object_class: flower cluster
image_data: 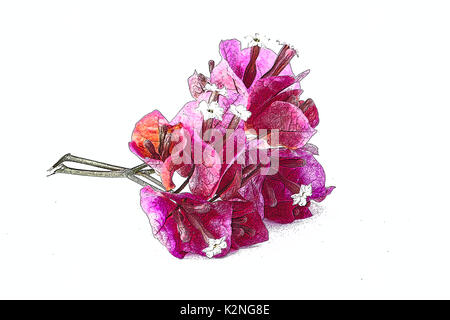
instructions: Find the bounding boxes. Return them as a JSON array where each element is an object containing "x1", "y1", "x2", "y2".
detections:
[{"x1": 130, "y1": 36, "x2": 334, "y2": 259}]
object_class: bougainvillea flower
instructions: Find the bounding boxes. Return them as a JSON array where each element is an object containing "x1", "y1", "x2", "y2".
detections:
[
  {"x1": 178, "y1": 58, "x2": 249, "y2": 137},
  {"x1": 262, "y1": 148, "x2": 334, "y2": 224},
  {"x1": 215, "y1": 38, "x2": 318, "y2": 149},
  {"x1": 140, "y1": 186, "x2": 233, "y2": 259},
  {"x1": 51, "y1": 37, "x2": 334, "y2": 260},
  {"x1": 130, "y1": 110, "x2": 222, "y2": 197},
  {"x1": 169, "y1": 59, "x2": 253, "y2": 199},
  {"x1": 244, "y1": 76, "x2": 316, "y2": 149},
  {"x1": 129, "y1": 110, "x2": 190, "y2": 189},
  {"x1": 230, "y1": 201, "x2": 268, "y2": 250},
  {"x1": 219, "y1": 38, "x2": 299, "y2": 89}
]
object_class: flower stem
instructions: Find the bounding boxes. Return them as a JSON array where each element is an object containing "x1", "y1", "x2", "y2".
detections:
[
  {"x1": 50, "y1": 163, "x2": 163, "y2": 190},
  {"x1": 49, "y1": 153, "x2": 124, "y2": 171},
  {"x1": 240, "y1": 164, "x2": 262, "y2": 187},
  {"x1": 48, "y1": 153, "x2": 164, "y2": 188},
  {"x1": 50, "y1": 165, "x2": 126, "y2": 178}
]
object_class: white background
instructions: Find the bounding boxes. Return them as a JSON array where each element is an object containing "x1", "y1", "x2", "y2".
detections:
[{"x1": 1, "y1": 0, "x2": 449, "y2": 299}]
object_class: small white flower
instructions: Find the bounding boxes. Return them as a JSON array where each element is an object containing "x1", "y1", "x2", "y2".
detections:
[
  {"x1": 202, "y1": 236, "x2": 227, "y2": 258},
  {"x1": 291, "y1": 184, "x2": 313, "y2": 206},
  {"x1": 204, "y1": 83, "x2": 218, "y2": 91},
  {"x1": 245, "y1": 33, "x2": 270, "y2": 48},
  {"x1": 204, "y1": 83, "x2": 228, "y2": 97},
  {"x1": 196, "y1": 101, "x2": 224, "y2": 121},
  {"x1": 230, "y1": 104, "x2": 252, "y2": 121}
]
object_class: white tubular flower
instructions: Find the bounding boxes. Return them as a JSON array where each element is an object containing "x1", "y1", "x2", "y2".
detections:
[
  {"x1": 204, "y1": 83, "x2": 228, "y2": 97},
  {"x1": 245, "y1": 33, "x2": 270, "y2": 48},
  {"x1": 291, "y1": 184, "x2": 313, "y2": 206},
  {"x1": 196, "y1": 101, "x2": 224, "y2": 121},
  {"x1": 202, "y1": 237, "x2": 227, "y2": 258},
  {"x1": 230, "y1": 104, "x2": 252, "y2": 121}
]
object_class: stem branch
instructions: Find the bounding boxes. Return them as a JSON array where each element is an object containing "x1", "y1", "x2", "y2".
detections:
[{"x1": 48, "y1": 153, "x2": 164, "y2": 188}]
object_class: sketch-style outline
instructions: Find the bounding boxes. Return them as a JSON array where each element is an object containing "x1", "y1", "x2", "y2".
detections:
[{"x1": 48, "y1": 35, "x2": 334, "y2": 259}]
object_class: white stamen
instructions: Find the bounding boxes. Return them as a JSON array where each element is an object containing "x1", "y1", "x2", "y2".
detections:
[
  {"x1": 202, "y1": 236, "x2": 227, "y2": 258},
  {"x1": 230, "y1": 104, "x2": 252, "y2": 121},
  {"x1": 291, "y1": 184, "x2": 313, "y2": 206},
  {"x1": 196, "y1": 101, "x2": 224, "y2": 121},
  {"x1": 204, "y1": 83, "x2": 228, "y2": 97}
]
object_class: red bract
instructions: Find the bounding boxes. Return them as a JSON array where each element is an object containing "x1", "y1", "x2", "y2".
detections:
[
  {"x1": 299, "y1": 98, "x2": 320, "y2": 129},
  {"x1": 215, "y1": 163, "x2": 243, "y2": 200},
  {"x1": 245, "y1": 76, "x2": 316, "y2": 149},
  {"x1": 230, "y1": 201, "x2": 269, "y2": 250},
  {"x1": 130, "y1": 110, "x2": 223, "y2": 198},
  {"x1": 129, "y1": 110, "x2": 189, "y2": 190}
]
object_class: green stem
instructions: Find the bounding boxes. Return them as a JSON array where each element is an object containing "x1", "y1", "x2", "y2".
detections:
[
  {"x1": 50, "y1": 164, "x2": 164, "y2": 190},
  {"x1": 48, "y1": 153, "x2": 164, "y2": 188}
]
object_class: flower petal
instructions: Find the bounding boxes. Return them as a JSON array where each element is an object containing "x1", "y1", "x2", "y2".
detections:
[
  {"x1": 140, "y1": 187, "x2": 233, "y2": 258},
  {"x1": 247, "y1": 76, "x2": 296, "y2": 120},
  {"x1": 299, "y1": 98, "x2": 320, "y2": 128},
  {"x1": 250, "y1": 101, "x2": 316, "y2": 149},
  {"x1": 188, "y1": 70, "x2": 208, "y2": 99},
  {"x1": 189, "y1": 136, "x2": 222, "y2": 199},
  {"x1": 219, "y1": 39, "x2": 296, "y2": 86},
  {"x1": 139, "y1": 187, "x2": 186, "y2": 258},
  {"x1": 264, "y1": 201, "x2": 297, "y2": 224},
  {"x1": 263, "y1": 149, "x2": 334, "y2": 223},
  {"x1": 130, "y1": 110, "x2": 168, "y2": 159},
  {"x1": 210, "y1": 59, "x2": 248, "y2": 107},
  {"x1": 216, "y1": 164, "x2": 243, "y2": 200},
  {"x1": 230, "y1": 201, "x2": 268, "y2": 249}
]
